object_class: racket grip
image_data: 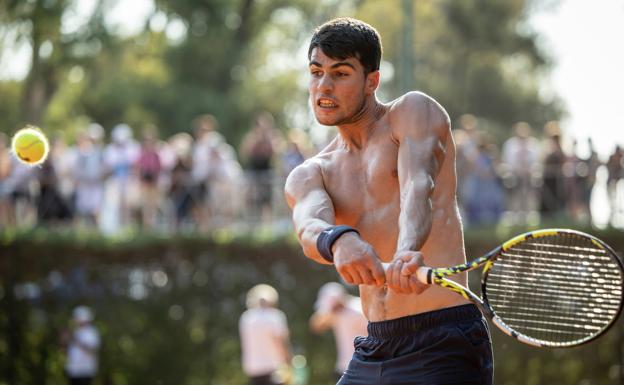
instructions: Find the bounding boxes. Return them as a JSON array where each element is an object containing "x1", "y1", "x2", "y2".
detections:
[
  {"x1": 381, "y1": 263, "x2": 433, "y2": 284},
  {"x1": 416, "y1": 267, "x2": 433, "y2": 284}
]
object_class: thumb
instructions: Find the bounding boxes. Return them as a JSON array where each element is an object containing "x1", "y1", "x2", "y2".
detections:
[{"x1": 371, "y1": 260, "x2": 387, "y2": 286}]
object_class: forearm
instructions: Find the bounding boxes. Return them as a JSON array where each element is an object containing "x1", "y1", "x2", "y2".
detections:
[
  {"x1": 396, "y1": 178, "x2": 434, "y2": 252},
  {"x1": 296, "y1": 217, "x2": 335, "y2": 264}
]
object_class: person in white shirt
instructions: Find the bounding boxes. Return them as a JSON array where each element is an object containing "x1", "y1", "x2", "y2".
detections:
[
  {"x1": 310, "y1": 282, "x2": 368, "y2": 381},
  {"x1": 63, "y1": 306, "x2": 100, "y2": 385},
  {"x1": 501, "y1": 122, "x2": 541, "y2": 224},
  {"x1": 239, "y1": 284, "x2": 291, "y2": 385}
]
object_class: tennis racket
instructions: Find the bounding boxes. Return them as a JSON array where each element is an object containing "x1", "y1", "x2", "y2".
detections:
[{"x1": 393, "y1": 229, "x2": 624, "y2": 348}]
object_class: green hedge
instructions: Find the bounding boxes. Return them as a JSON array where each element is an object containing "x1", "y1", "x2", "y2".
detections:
[{"x1": 1, "y1": 227, "x2": 623, "y2": 385}]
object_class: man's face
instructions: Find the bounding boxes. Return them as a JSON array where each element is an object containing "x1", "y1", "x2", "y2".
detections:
[{"x1": 309, "y1": 48, "x2": 375, "y2": 126}]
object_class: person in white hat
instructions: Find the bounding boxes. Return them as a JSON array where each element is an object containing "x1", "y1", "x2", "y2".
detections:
[
  {"x1": 309, "y1": 282, "x2": 368, "y2": 381},
  {"x1": 239, "y1": 284, "x2": 291, "y2": 385},
  {"x1": 63, "y1": 306, "x2": 100, "y2": 385}
]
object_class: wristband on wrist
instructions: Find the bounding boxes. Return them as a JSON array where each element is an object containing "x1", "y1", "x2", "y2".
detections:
[{"x1": 316, "y1": 225, "x2": 360, "y2": 263}]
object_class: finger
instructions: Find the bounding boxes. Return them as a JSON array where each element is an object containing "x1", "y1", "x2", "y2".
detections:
[
  {"x1": 384, "y1": 262, "x2": 396, "y2": 290},
  {"x1": 348, "y1": 267, "x2": 365, "y2": 285},
  {"x1": 370, "y1": 260, "x2": 386, "y2": 286},
  {"x1": 401, "y1": 254, "x2": 423, "y2": 276},
  {"x1": 356, "y1": 265, "x2": 376, "y2": 285},
  {"x1": 389, "y1": 261, "x2": 405, "y2": 293},
  {"x1": 400, "y1": 271, "x2": 410, "y2": 292},
  {"x1": 338, "y1": 267, "x2": 356, "y2": 285}
]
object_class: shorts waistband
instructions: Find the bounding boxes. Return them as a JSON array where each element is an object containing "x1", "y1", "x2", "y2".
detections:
[{"x1": 368, "y1": 304, "x2": 482, "y2": 339}]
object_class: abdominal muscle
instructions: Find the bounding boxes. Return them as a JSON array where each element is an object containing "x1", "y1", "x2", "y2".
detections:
[
  {"x1": 357, "y1": 207, "x2": 471, "y2": 322},
  {"x1": 360, "y1": 279, "x2": 470, "y2": 322}
]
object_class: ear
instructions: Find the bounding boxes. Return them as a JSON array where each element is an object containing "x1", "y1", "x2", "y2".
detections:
[{"x1": 365, "y1": 70, "x2": 380, "y2": 95}]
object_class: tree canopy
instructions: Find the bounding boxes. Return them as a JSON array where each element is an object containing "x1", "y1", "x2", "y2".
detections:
[{"x1": 0, "y1": 0, "x2": 563, "y2": 147}]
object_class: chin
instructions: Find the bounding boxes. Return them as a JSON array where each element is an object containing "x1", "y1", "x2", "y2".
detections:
[
  {"x1": 314, "y1": 111, "x2": 341, "y2": 126},
  {"x1": 315, "y1": 116, "x2": 340, "y2": 126}
]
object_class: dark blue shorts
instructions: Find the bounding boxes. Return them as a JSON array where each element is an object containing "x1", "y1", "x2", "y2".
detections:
[{"x1": 337, "y1": 304, "x2": 493, "y2": 385}]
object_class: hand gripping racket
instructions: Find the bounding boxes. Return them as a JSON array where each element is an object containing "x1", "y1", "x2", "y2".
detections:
[{"x1": 407, "y1": 229, "x2": 623, "y2": 347}]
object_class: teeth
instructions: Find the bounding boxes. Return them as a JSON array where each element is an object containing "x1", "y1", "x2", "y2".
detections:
[{"x1": 319, "y1": 99, "x2": 336, "y2": 107}]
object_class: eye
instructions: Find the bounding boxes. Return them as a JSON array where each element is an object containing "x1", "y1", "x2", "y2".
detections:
[
  {"x1": 336, "y1": 72, "x2": 349, "y2": 77},
  {"x1": 310, "y1": 70, "x2": 322, "y2": 77}
]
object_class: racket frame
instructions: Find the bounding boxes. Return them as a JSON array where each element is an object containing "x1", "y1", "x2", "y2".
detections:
[{"x1": 420, "y1": 228, "x2": 624, "y2": 348}]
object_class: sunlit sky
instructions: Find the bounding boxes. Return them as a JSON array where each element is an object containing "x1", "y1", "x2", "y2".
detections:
[
  {"x1": 530, "y1": 0, "x2": 624, "y2": 160},
  {"x1": 1, "y1": 0, "x2": 623, "y2": 161}
]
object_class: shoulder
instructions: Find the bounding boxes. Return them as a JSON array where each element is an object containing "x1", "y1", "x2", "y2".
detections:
[
  {"x1": 266, "y1": 308, "x2": 288, "y2": 326},
  {"x1": 388, "y1": 91, "x2": 451, "y2": 141},
  {"x1": 285, "y1": 157, "x2": 321, "y2": 188},
  {"x1": 284, "y1": 150, "x2": 332, "y2": 205}
]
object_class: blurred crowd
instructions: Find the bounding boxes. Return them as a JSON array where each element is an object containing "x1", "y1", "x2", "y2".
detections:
[
  {"x1": 0, "y1": 113, "x2": 307, "y2": 234},
  {"x1": 454, "y1": 115, "x2": 624, "y2": 228},
  {"x1": 0, "y1": 113, "x2": 623, "y2": 233}
]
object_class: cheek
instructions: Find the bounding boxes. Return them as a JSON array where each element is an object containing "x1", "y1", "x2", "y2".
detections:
[{"x1": 343, "y1": 85, "x2": 365, "y2": 107}]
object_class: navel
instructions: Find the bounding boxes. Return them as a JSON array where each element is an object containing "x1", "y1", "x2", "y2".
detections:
[{"x1": 391, "y1": 169, "x2": 398, "y2": 178}]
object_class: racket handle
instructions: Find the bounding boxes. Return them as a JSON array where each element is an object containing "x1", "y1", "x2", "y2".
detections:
[
  {"x1": 381, "y1": 263, "x2": 433, "y2": 284},
  {"x1": 416, "y1": 267, "x2": 433, "y2": 284}
]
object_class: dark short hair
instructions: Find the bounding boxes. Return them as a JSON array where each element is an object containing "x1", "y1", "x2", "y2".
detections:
[{"x1": 308, "y1": 17, "x2": 382, "y2": 75}]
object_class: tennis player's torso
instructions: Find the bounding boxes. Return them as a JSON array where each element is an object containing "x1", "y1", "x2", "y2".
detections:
[{"x1": 314, "y1": 105, "x2": 469, "y2": 321}]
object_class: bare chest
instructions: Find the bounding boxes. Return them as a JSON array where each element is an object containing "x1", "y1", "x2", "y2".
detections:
[{"x1": 322, "y1": 140, "x2": 400, "y2": 225}]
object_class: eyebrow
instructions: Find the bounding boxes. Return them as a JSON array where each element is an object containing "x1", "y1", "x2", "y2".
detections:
[{"x1": 309, "y1": 60, "x2": 356, "y2": 70}]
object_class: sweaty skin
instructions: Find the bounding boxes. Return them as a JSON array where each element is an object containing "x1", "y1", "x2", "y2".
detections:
[{"x1": 285, "y1": 48, "x2": 469, "y2": 322}]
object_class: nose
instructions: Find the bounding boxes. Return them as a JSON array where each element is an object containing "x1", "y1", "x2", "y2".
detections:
[{"x1": 317, "y1": 73, "x2": 334, "y2": 93}]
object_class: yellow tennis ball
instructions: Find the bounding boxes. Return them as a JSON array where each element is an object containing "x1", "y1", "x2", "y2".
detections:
[{"x1": 11, "y1": 126, "x2": 50, "y2": 166}]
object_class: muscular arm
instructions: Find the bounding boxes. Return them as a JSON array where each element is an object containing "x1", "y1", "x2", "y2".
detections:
[
  {"x1": 395, "y1": 94, "x2": 450, "y2": 252},
  {"x1": 284, "y1": 161, "x2": 336, "y2": 264},
  {"x1": 385, "y1": 92, "x2": 450, "y2": 293},
  {"x1": 285, "y1": 159, "x2": 385, "y2": 285}
]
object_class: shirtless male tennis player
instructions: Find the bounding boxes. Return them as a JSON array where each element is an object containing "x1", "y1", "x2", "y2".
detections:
[{"x1": 285, "y1": 18, "x2": 493, "y2": 384}]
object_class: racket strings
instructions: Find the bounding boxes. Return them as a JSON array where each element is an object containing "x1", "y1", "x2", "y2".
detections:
[{"x1": 484, "y1": 233, "x2": 623, "y2": 345}]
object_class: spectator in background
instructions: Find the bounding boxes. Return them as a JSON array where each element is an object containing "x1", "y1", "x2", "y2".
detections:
[
  {"x1": 241, "y1": 112, "x2": 279, "y2": 225},
  {"x1": 101, "y1": 124, "x2": 140, "y2": 234},
  {"x1": 0, "y1": 132, "x2": 12, "y2": 227},
  {"x1": 210, "y1": 139, "x2": 244, "y2": 227},
  {"x1": 309, "y1": 282, "x2": 367, "y2": 382},
  {"x1": 61, "y1": 306, "x2": 100, "y2": 385},
  {"x1": 190, "y1": 114, "x2": 222, "y2": 231},
  {"x1": 167, "y1": 133, "x2": 194, "y2": 230},
  {"x1": 607, "y1": 145, "x2": 623, "y2": 225},
  {"x1": 540, "y1": 121, "x2": 566, "y2": 221},
  {"x1": 563, "y1": 140, "x2": 583, "y2": 222},
  {"x1": 49, "y1": 132, "x2": 77, "y2": 215},
  {"x1": 501, "y1": 122, "x2": 541, "y2": 225},
  {"x1": 136, "y1": 127, "x2": 162, "y2": 230},
  {"x1": 463, "y1": 135, "x2": 505, "y2": 225},
  {"x1": 452, "y1": 114, "x2": 480, "y2": 217},
  {"x1": 565, "y1": 139, "x2": 599, "y2": 224},
  {"x1": 281, "y1": 139, "x2": 305, "y2": 177},
  {"x1": 239, "y1": 284, "x2": 291, "y2": 385},
  {"x1": 2, "y1": 153, "x2": 36, "y2": 227},
  {"x1": 73, "y1": 127, "x2": 105, "y2": 227},
  {"x1": 36, "y1": 136, "x2": 72, "y2": 225},
  {"x1": 582, "y1": 138, "x2": 600, "y2": 224}
]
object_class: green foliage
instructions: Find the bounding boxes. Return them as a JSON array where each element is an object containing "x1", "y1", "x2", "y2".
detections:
[
  {"x1": 0, "y1": 81, "x2": 22, "y2": 133},
  {"x1": 1, "y1": 228, "x2": 624, "y2": 384},
  {"x1": 0, "y1": 0, "x2": 562, "y2": 147}
]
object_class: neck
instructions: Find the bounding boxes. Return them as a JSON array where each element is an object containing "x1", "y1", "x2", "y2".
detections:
[{"x1": 336, "y1": 96, "x2": 387, "y2": 151}]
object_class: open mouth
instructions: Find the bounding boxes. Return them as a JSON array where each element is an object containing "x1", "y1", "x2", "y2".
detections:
[{"x1": 317, "y1": 98, "x2": 338, "y2": 108}]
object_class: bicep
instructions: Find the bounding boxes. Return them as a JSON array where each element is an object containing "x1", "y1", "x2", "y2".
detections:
[
  {"x1": 284, "y1": 162, "x2": 338, "y2": 262},
  {"x1": 285, "y1": 163, "x2": 335, "y2": 228},
  {"x1": 397, "y1": 128, "x2": 448, "y2": 198},
  {"x1": 396, "y1": 95, "x2": 450, "y2": 188}
]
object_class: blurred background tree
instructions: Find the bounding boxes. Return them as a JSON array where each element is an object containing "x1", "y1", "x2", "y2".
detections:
[{"x1": 0, "y1": 0, "x2": 562, "y2": 148}]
